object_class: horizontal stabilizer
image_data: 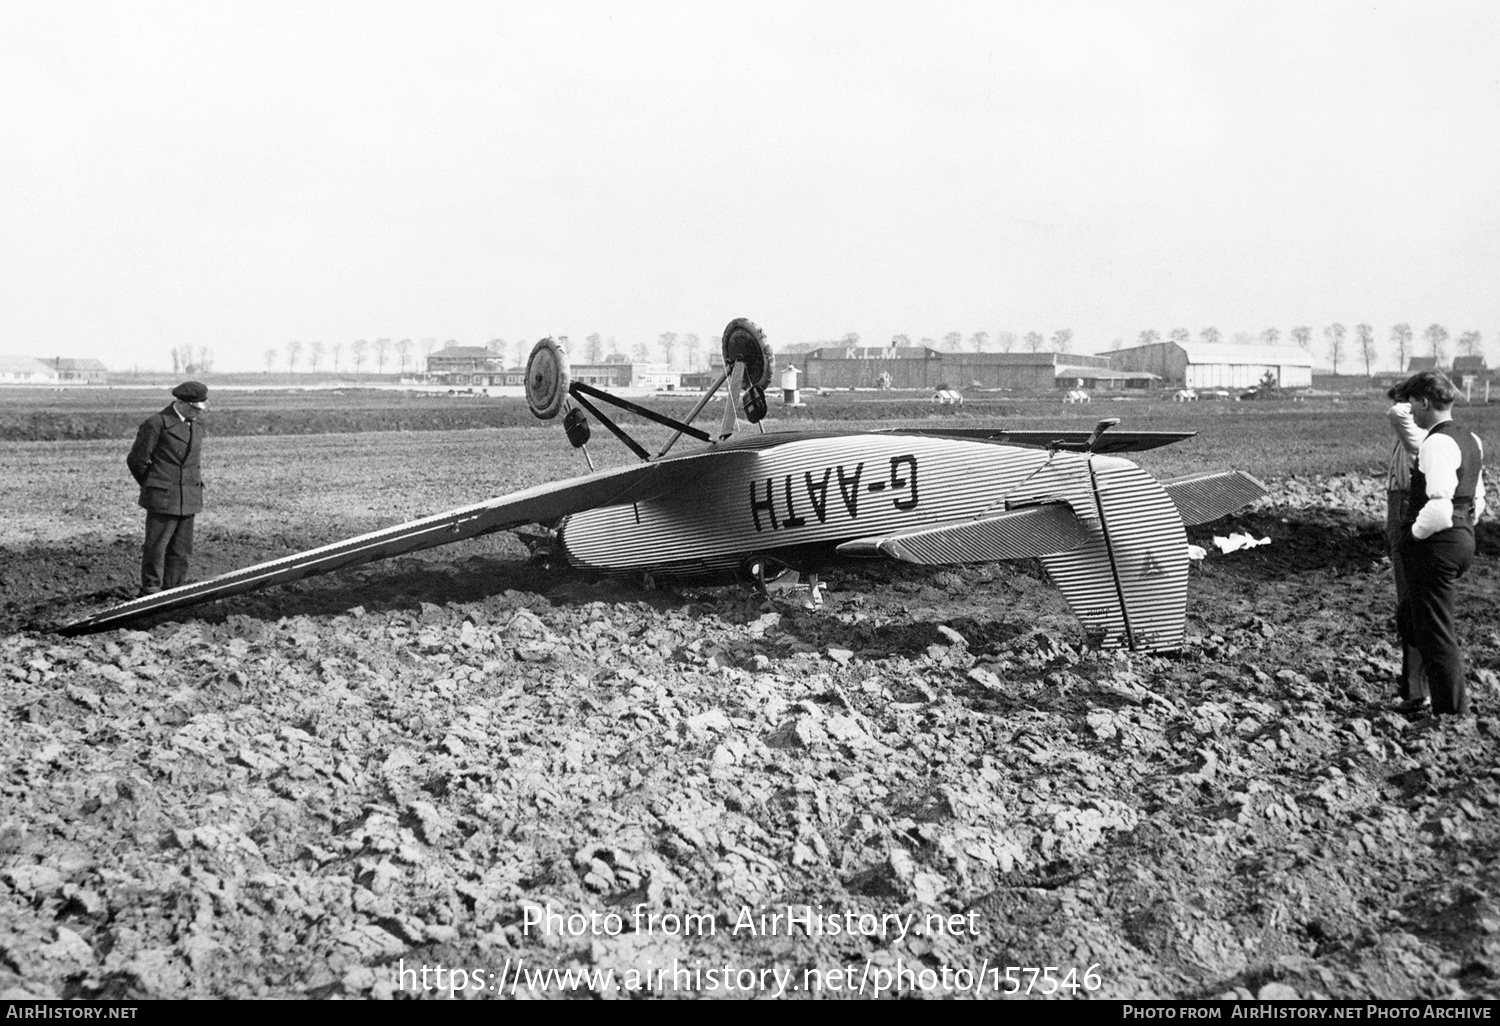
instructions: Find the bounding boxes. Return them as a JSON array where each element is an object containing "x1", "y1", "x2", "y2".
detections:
[
  {"x1": 59, "y1": 449, "x2": 755, "y2": 636},
  {"x1": 1162, "y1": 470, "x2": 1269, "y2": 526},
  {"x1": 834, "y1": 503, "x2": 1089, "y2": 564}
]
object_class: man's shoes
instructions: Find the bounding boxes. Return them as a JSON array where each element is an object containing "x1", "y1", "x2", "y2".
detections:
[
  {"x1": 1409, "y1": 715, "x2": 1443, "y2": 732},
  {"x1": 1390, "y1": 696, "x2": 1429, "y2": 715}
]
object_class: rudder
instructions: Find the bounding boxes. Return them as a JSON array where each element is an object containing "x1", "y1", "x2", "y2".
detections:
[{"x1": 1039, "y1": 457, "x2": 1187, "y2": 653}]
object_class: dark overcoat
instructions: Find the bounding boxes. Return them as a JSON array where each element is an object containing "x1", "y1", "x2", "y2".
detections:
[{"x1": 126, "y1": 406, "x2": 206, "y2": 515}]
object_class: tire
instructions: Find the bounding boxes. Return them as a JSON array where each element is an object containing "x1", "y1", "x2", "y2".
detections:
[
  {"x1": 721, "y1": 318, "x2": 773, "y2": 391},
  {"x1": 524, "y1": 338, "x2": 571, "y2": 420}
]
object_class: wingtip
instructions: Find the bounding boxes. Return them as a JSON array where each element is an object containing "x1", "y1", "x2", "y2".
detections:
[{"x1": 55, "y1": 587, "x2": 198, "y2": 636}]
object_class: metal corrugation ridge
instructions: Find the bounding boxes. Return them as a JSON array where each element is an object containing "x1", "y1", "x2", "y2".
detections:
[
  {"x1": 840, "y1": 504, "x2": 1089, "y2": 564},
  {"x1": 560, "y1": 435, "x2": 1064, "y2": 573},
  {"x1": 1040, "y1": 461, "x2": 1187, "y2": 652},
  {"x1": 1162, "y1": 470, "x2": 1269, "y2": 526}
]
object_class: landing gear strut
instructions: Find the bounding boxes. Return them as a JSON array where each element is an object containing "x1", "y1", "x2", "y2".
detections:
[{"x1": 744, "y1": 558, "x2": 825, "y2": 610}]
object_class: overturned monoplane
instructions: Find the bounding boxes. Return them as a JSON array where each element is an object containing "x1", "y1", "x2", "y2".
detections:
[{"x1": 61, "y1": 319, "x2": 1266, "y2": 650}]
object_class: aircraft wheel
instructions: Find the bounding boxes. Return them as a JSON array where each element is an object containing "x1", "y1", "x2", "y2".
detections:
[
  {"x1": 740, "y1": 554, "x2": 796, "y2": 586},
  {"x1": 525, "y1": 338, "x2": 571, "y2": 420},
  {"x1": 721, "y1": 318, "x2": 773, "y2": 391}
]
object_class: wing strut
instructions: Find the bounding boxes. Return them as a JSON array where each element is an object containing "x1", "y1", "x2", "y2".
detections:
[
  {"x1": 655, "y1": 367, "x2": 730, "y2": 458},
  {"x1": 570, "y1": 381, "x2": 714, "y2": 443},
  {"x1": 568, "y1": 389, "x2": 655, "y2": 460},
  {"x1": 525, "y1": 319, "x2": 773, "y2": 464}
]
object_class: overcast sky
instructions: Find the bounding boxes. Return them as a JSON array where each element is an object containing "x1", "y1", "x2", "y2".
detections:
[{"x1": 2, "y1": 1, "x2": 1497, "y2": 372}]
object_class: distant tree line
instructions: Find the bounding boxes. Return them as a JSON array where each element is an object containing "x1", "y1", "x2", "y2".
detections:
[
  {"x1": 261, "y1": 337, "x2": 423, "y2": 376},
  {"x1": 222, "y1": 320, "x2": 1489, "y2": 378},
  {"x1": 170, "y1": 345, "x2": 215, "y2": 375},
  {"x1": 243, "y1": 332, "x2": 712, "y2": 375}
]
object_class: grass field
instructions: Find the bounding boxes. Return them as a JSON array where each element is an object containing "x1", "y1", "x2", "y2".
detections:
[
  {"x1": 3, "y1": 385, "x2": 1495, "y2": 482},
  {"x1": 3, "y1": 388, "x2": 1499, "y2": 1000}
]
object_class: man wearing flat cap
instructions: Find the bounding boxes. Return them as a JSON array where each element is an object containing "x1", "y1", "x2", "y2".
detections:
[{"x1": 127, "y1": 381, "x2": 209, "y2": 595}]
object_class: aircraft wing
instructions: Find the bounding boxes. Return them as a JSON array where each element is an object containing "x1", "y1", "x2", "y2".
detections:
[
  {"x1": 879, "y1": 428, "x2": 1196, "y2": 453},
  {"x1": 834, "y1": 503, "x2": 1090, "y2": 564},
  {"x1": 59, "y1": 449, "x2": 756, "y2": 636}
]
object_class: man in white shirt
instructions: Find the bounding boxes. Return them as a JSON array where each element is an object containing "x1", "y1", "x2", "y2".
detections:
[{"x1": 1396, "y1": 371, "x2": 1487, "y2": 722}]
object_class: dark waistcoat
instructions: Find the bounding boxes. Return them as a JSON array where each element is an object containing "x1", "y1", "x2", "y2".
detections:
[{"x1": 1404, "y1": 420, "x2": 1480, "y2": 531}]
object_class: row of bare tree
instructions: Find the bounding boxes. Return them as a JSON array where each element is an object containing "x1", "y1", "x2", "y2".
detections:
[
  {"x1": 246, "y1": 334, "x2": 690, "y2": 375},
  {"x1": 1255, "y1": 323, "x2": 1476, "y2": 376},
  {"x1": 1314, "y1": 323, "x2": 1483, "y2": 376},
  {"x1": 260, "y1": 338, "x2": 444, "y2": 376},
  {"x1": 241, "y1": 322, "x2": 1486, "y2": 377},
  {"x1": 169, "y1": 345, "x2": 214, "y2": 375}
]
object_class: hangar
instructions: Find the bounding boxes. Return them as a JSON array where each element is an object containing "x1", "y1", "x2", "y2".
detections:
[
  {"x1": 940, "y1": 351, "x2": 1116, "y2": 390},
  {"x1": 1107, "y1": 341, "x2": 1313, "y2": 391},
  {"x1": 50, "y1": 358, "x2": 110, "y2": 384},
  {"x1": 1053, "y1": 364, "x2": 1157, "y2": 390},
  {"x1": 800, "y1": 346, "x2": 945, "y2": 389},
  {"x1": 0, "y1": 355, "x2": 60, "y2": 384},
  {"x1": 800, "y1": 347, "x2": 1126, "y2": 391}
]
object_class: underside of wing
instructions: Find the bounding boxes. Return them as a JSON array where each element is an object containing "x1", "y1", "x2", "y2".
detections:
[
  {"x1": 834, "y1": 503, "x2": 1090, "y2": 564},
  {"x1": 878, "y1": 428, "x2": 1196, "y2": 453},
  {"x1": 1161, "y1": 469, "x2": 1269, "y2": 526},
  {"x1": 59, "y1": 449, "x2": 756, "y2": 636}
]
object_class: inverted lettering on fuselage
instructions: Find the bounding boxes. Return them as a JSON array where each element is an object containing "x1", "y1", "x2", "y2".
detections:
[{"x1": 751, "y1": 455, "x2": 918, "y2": 531}]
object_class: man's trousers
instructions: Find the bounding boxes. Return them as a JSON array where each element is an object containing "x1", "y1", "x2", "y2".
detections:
[
  {"x1": 141, "y1": 512, "x2": 194, "y2": 595},
  {"x1": 1398, "y1": 526, "x2": 1475, "y2": 716},
  {"x1": 1387, "y1": 491, "x2": 1427, "y2": 702}
]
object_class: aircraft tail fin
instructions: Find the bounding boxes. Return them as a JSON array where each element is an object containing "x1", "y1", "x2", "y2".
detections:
[
  {"x1": 1038, "y1": 458, "x2": 1188, "y2": 653},
  {"x1": 838, "y1": 455, "x2": 1190, "y2": 652}
]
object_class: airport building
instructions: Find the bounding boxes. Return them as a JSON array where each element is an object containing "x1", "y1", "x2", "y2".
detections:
[
  {"x1": 626, "y1": 364, "x2": 684, "y2": 391},
  {"x1": 799, "y1": 347, "x2": 1137, "y2": 391},
  {"x1": 427, "y1": 345, "x2": 505, "y2": 385},
  {"x1": 559, "y1": 362, "x2": 633, "y2": 389},
  {"x1": 801, "y1": 346, "x2": 946, "y2": 389},
  {"x1": 1106, "y1": 341, "x2": 1313, "y2": 390},
  {"x1": 1404, "y1": 354, "x2": 1493, "y2": 386},
  {"x1": 50, "y1": 357, "x2": 109, "y2": 383},
  {"x1": 0, "y1": 356, "x2": 110, "y2": 385},
  {"x1": 941, "y1": 351, "x2": 1122, "y2": 390},
  {"x1": 0, "y1": 356, "x2": 61, "y2": 384},
  {"x1": 427, "y1": 345, "x2": 670, "y2": 391},
  {"x1": 1452, "y1": 355, "x2": 1489, "y2": 387}
]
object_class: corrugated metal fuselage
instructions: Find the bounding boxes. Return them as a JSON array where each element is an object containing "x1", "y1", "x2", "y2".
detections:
[{"x1": 558, "y1": 434, "x2": 1099, "y2": 582}]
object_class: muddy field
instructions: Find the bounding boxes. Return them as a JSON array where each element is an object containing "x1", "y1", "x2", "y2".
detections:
[{"x1": 2, "y1": 401, "x2": 1499, "y2": 1000}]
